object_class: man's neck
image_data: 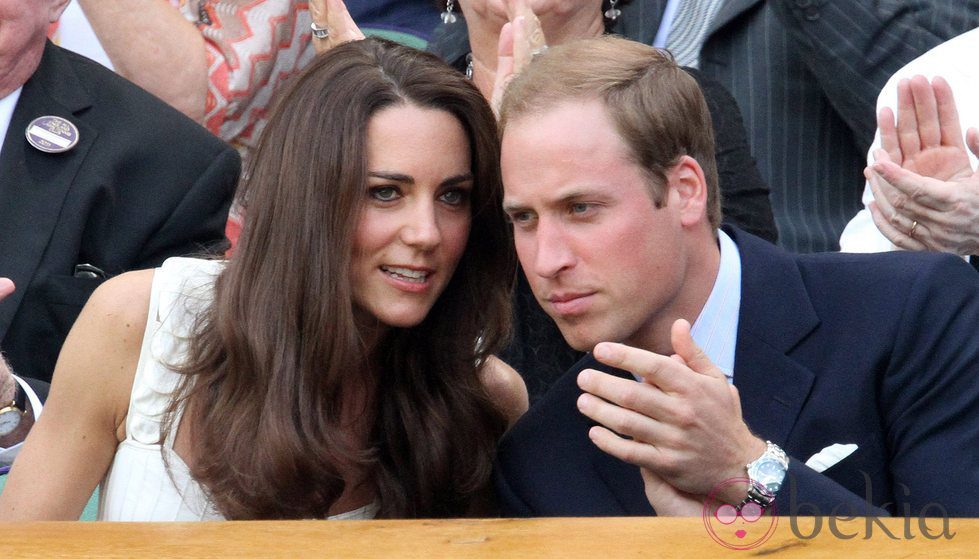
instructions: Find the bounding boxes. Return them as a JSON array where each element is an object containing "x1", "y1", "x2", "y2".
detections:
[
  {"x1": 0, "y1": 45, "x2": 44, "y2": 100},
  {"x1": 627, "y1": 229, "x2": 722, "y2": 356}
]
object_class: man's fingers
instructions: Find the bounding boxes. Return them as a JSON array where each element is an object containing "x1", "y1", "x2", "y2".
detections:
[
  {"x1": 0, "y1": 278, "x2": 14, "y2": 302},
  {"x1": 669, "y1": 319, "x2": 725, "y2": 380},
  {"x1": 587, "y1": 425, "x2": 664, "y2": 469},
  {"x1": 577, "y1": 391, "x2": 669, "y2": 444},
  {"x1": 577, "y1": 368, "x2": 672, "y2": 417},
  {"x1": 592, "y1": 342, "x2": 684, "y2": 392}
]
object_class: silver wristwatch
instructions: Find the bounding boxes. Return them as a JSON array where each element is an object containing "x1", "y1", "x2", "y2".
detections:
[{"x1": 743, "y1": 440, "x2": 788, "y2": 507}]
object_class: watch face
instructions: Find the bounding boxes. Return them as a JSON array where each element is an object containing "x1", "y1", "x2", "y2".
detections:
[
  {"x1": 751, "y1": 458, "x2": 786, "y2": 490},
  {"x1": 0, "y1": 409, "x2": 21, "y2": 436}
]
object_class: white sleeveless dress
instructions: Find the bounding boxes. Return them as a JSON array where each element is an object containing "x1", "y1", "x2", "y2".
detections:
[{"x1": 98, "y1": 257, "x2": 377, "y2": 521}]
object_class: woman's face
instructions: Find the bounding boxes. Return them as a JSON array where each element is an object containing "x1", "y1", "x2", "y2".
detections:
[{"x1": 350, "y1": 103, "x2": 473, "y2": 329}]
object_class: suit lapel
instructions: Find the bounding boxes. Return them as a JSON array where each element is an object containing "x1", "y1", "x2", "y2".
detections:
[
  {"x1": 0, "y1": 42, "x2": 96, "y2": 340},
  {"x1": 728, "y1": 228, "x2": 818, "y2": 447},
  {"x1": 708, "y1": 0, "x2": 765, "y2": 36}
]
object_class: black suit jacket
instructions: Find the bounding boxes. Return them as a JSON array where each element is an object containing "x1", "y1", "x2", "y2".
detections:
[
  {"x1": 0, "y1": 43, "x2": 239, "y2": 382},
  {"x1": 496, "y1": 227, "x2": 979, "y2": 517}
]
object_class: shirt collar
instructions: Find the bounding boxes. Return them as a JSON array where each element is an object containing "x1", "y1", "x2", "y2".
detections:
[
  {"x1": 0, "y1": 87, "x2": 23, "y2": 162},
  {"x1": 690, "y1": 229, "x2": 742, "y2": 381}
]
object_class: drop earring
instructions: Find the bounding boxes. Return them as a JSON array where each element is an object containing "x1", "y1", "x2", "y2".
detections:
[
  {"x1": 604, "y1": 0, "x2": 621, "y2": 22},
  {"x1": 442, "y1": 0, "x2": 458, "y2": 24}
]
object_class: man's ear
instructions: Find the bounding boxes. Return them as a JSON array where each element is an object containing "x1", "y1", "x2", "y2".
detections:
[
  {"x1": 48, "y1": 0, "x2": 71, "y2": 23},
  {"x1": 666, "y1": 155, "x2": 708, "y2": 228}
]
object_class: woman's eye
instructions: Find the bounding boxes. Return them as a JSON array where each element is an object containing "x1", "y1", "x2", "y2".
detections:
[
  {"x1": 439, "y1": 189, "x2": 469, "y2": 206},
  {"x1": 370, "y1": 186, "x2": 399, "y2": 201}
]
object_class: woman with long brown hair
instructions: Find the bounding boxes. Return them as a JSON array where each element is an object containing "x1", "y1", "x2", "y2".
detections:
[{"x1": 0, "y1": 37, "x2": 525, "y2": 520}]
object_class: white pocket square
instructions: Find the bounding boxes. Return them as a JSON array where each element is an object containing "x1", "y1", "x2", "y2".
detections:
[{"x1": 804, "y1": 443, "x2": 858, "y2": 473}]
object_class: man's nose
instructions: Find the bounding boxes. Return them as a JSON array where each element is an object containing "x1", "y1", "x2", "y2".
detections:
[{"x1": 531, "y1": 219, "x2": 575, "y2": 278}]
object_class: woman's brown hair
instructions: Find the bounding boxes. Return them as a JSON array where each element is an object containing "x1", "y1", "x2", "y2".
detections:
[{"x1": 163, "y1": 37, "x2": 513, "y2": 519}]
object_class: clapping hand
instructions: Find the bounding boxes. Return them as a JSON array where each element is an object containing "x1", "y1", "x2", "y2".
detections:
[
  {"x1": 867, "y1": 75, "x2": 979, "y2": 255},
  {"x1": 309, "y1": 0, "x2": 365, "y2": 54},
  {"x1": 491, "y1": 0, "x2": 546, "y2": 117}
]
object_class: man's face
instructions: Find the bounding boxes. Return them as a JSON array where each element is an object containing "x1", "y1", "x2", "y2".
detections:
[
  {"x1": 501, "y1": 98, "x2": 692, "y2": 352},
  {"x1": 0, "y1": 0, "x2": 66, "y2": 95}
]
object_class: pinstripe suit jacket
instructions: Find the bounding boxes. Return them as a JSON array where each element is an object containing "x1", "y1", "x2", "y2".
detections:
[{"x1": 618, "y1": 0, "x2": 979, "y2": 252}]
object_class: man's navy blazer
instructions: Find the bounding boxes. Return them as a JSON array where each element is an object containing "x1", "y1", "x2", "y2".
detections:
[
  {"x1": 495, "y1": 227, "x2": 979, "y2": 517},
  {"x1": 0, "y1": 43, "x2": 239, "y2": 382}
]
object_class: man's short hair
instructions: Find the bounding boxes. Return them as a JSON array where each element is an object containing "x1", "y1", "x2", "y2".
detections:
[{"x1": 499, "y1": 35, "x2": 721, "y2": 228}]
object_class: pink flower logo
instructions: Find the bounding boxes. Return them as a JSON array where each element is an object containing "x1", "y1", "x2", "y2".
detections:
[{"x1": 702, "y1": 478, "x2": 778, "y2": 550}]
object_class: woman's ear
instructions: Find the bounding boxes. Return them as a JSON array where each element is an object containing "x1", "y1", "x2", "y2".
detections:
[{"x1": 666, "y1": 155, "x2": 708, "y2": 228}]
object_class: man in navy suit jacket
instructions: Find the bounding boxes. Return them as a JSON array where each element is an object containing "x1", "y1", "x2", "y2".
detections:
[{"x1": 496, "y1": 36, "x2": 979, "y2": 518}]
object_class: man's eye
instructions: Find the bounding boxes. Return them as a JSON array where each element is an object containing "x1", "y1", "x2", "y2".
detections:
[
  {"x1": 370, "y1": 186, "x2": 399, "y2": 201},
  {"x1": 509, "y1": 211, "x2": 533, "y2": 224},
  {"x1": 570, "y1": 203, "x2": 591, "y2": 214},
  {"x1": 439, "y1": 189, "x2": 469, "y2": 206}
]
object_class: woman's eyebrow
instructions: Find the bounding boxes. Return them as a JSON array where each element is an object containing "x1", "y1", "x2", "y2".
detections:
[
  {"x1": 441, "y1": 173, "x2": 474, "y2": 187},
  {"x1": 367, "y1": 172, "x2": 474, "y2": 186},
  {"x1": 367, "y1": 171, "x2": 413, "y2": 183}
]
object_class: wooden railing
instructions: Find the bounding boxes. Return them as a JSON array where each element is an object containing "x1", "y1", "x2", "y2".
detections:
[{"x1": 3, "y1": 517, "x2": 976, "y2": 557}]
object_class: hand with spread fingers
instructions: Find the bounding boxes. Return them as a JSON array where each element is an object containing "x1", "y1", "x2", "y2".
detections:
[
  {"x1": 490, "y1": 0, "x2": 547, "y2": 117},
  {"x1": 575, "y1": 319, "x2": 766, "y2": 514},
  {"x1": 309, "y1": 0, "x2": 366, "y2": 54},
  {"x1": 867, "y1": 75, "x2": 979, "y2": 255}
]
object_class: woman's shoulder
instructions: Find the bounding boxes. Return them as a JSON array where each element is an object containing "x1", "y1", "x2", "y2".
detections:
[{"x1": 480, "y1": 356, "x2": 529, "y2": 428}]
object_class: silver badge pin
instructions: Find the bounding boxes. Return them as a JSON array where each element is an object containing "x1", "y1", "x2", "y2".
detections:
[{"x1": 25, "y1": 115, "x2": 80, "y2": 153}]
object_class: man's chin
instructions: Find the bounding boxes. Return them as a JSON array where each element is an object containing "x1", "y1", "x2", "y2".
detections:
[{"x1": 555, "y1": 322, "x2": 603, "y2": 353}]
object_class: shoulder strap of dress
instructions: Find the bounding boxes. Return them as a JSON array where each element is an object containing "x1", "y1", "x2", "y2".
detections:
[{"x1": 124, "y1": 257, "x2": 224, "y2": 446}]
